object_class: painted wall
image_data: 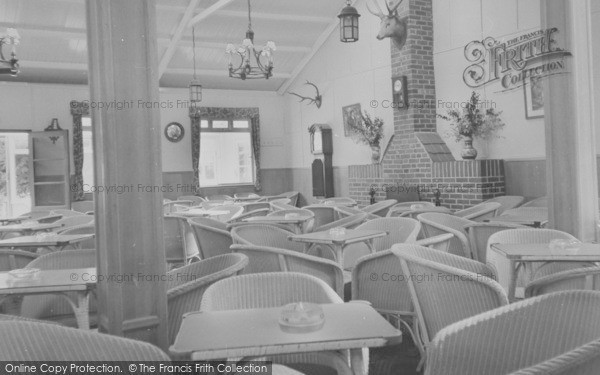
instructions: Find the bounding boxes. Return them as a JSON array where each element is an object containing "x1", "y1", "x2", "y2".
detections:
[
  {"x1": 283, "y1": 0, "x2": 394, "y2": 201},
  {"x1": 0, "y1": 81, "x2": 287, "y2": 173},
  {"x1": 432, "y1": 0, "x2": 547, "y2": 160}
]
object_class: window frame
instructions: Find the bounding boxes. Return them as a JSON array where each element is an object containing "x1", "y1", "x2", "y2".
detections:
[{"x1": 199, "y1": 117, "x2": 255, "y2": 188}]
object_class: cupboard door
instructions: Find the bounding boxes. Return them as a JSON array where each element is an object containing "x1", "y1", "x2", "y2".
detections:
[{"x1": 28, "y1": 130, "x2": 70, "y2": 210}]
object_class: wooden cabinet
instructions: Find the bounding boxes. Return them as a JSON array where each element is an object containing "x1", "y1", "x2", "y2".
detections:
[{"x1": 28, "y1": 130, "x2": 70, "y2": 210}]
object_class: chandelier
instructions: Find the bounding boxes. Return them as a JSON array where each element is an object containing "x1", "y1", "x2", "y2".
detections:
[
  {"x1": 0, "y1": 28, "x2": 20, "y2": 76},
  {"x1": 226, "y1": 0, "x2": 276, "y2": 80}
]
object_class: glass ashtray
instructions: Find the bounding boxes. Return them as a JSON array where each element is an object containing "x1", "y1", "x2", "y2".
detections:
[
  {"x1": 20, "y1": 220, "x2": 37, "y2": 227},
  {"x1": 8, "y1": 268, "x2": 40, "y2": 280},
  {"x1": 410, "y1": 204, "x2": 425, "y2": 210},
  {"x1": 279, "y1": 302, "x2": 325, "y2": 333}
]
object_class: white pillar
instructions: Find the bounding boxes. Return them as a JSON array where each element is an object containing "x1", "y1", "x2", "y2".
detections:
[{"x1": 542, "y1": 0, "x2": 599, "y2": 241}]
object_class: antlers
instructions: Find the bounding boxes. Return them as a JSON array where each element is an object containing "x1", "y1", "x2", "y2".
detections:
[
  {"x1": 366, "y1": 0, "x2": 403, "y2": 17},
  {"x1": 289, "y1": 80, "x2": 322, "y2": 109}
]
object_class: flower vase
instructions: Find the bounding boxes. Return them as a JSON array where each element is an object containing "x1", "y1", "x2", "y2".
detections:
[
  {"x1": 370, "y1": 144, "x2": 381, "y2": 163},
  {"x1": 461, "y1": 136, "x2": 477, "y2": 160}
]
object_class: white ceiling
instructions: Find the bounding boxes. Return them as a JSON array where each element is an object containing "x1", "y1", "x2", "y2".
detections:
[{"x1": 0, "y1": 0, "x2": 347, "y2": 91}]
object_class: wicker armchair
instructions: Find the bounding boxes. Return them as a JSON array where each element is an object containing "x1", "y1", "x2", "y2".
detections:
[
  {"x1": 483, "y1": 195, "x2": 525, "y2": 215},
  {"x1": 397, "y1": 206, "x2": 453, "y2": 219},
  {"x1": 201, "y1": 272, "x2": 357, "y2": 375},
  {"x1": 71, "y1": 200, "x2": 95, "y2": 213},
  {"x1": 414, "y1": 233, "x2": 455, "y2": 252},
  {"x1": 0, "y1": 320, "x2": 169, "y2": 360},
  {"x1": 267, "y1": 209, "x2": 315, "y2": 233},
  {"x1": 167, "y1": 253, "x2": 248, "y2": 344},
  {"x1": 425, "y1": 291, "x2": 600, "y2": 375},
  {"x1": 227, "y1": 208, "x2": 270, "y2": 224},
  {"x1": 417, "y1": 213, "x2": 473, "y2": 258},
  {"x1": 178, "y1": 195, "x2": 206, "y2": 204},
  {"x1": 352, "y1": 249, "x2": 420, "y2": 354},
  {"x1": 57, "y1": 223, "x2": 96, "y2": 249},
  {"x1": 386, "y1": 201, "x2": 434, "y2": 217},
  {"x1": 20, "y1": 250, "x2": 96, "y2": 327},
  {"x1": 188, "y1": 217, "x2": 233, "y2": 259},
  {"x1": 164, "y1": 215, "x2": 197, "y2": 266},
  {"x1": 304, "y1": 205, "x2": 338, "y2": 229},
  {"x1": 463, "y1": 222, "x2": 527, "y2": 263},
  {"x1": 164, "y1": 200, "x2": 193, "y2": 214},
  {"x1": 486, "y1": 228, "x2": 592, "y2": 294},
  {"x1": 242, "y1": 202, "x2": 272, "y2": 212},
  {"x1": 234, "y1": 192, "x2": 261, "y2": 199},
  {"x1": 206, "y1": 194, "x2": 233, "y2": 201},
  {"x1": 314, "y1": 213, "x2": 369, "y2": 232},
  {"x1": 231, "y1": 244, "x2": 344, "y2": 297},
  {"x1": 453, "y1": 202, "x2": 501, "y2": 222},
  {"x1": 361, "y1": 199, "x2": 398, "y2": 217},
  {"x1": 392, "y1": 244, "x2": 507, "y2": 357},
  {"x1": 230, "y1": 224, "x2": 305, "y2": 253},
  {"x1": 208, "y1": 204, "x2": 244, "y2": 222},
  {"x1": 0, "y1": 249, "x2": 38, "y2": 271},
  {"x1": 51, "y1": 215, "x2": 94, "y2": 231},
  {"x1": 524, "y1": 266, "x2": 600, "y2": 298},
  {"x1": 334, "y1": 206, "x2": 366, "y2": 220},
  {"x1": 521, "y1": 196, "x2": 548, "y2": 208},
  {"x1": 271, "y1": 191, "x2": 299, "y2": 207}
]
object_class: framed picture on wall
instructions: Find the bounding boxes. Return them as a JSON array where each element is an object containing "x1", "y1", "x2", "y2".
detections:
[
  {"x1": 342, "y1": 103, "x2": 362, "y2": 137},
  {"x1": 524, "y1": 76, "x2": 544, "y2": 119}
]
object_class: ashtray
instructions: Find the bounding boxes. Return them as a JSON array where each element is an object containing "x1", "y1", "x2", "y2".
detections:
[
  {"x1": 279, "y1": 302, "x2": 325, "y2": 333},
  {"x1": 285, "y1": 213, "x2": 301, "y2": 219},
  {"x1": 8, "y1": 268, "x2": 40, "y2": 280},
  {"x1": 20, "y1": 220, "x2": 37, "y2": 227},
  {"x1": 410, "y1": 204, "x2": 425, "y2": 210}
]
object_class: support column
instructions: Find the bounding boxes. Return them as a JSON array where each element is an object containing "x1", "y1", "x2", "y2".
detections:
[
  {"x1": 86, "y1": 0, "x2": 168, "y2": 348},
  {"x1": 542, "y1": 0, "x2": 598, "y2": 241}
]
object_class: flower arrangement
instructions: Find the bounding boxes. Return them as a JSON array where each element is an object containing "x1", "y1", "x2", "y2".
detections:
[
  {"x1": 349, "y1": 110, "x2": 384, "y2": 147},
  {"x1": 438, "y1": 91, "x2": 505, "y2": 142}
]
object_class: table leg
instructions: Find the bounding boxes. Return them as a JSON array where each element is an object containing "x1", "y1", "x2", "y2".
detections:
[
  {"x1": 507, "y1": 260, "x2": 519, "y2": 302},
  {"x1": 334, "y1": 244, "x2": 344, "y2": 268},
  {"x1": 350, "y1": 348, "x2": 366, "y2": 375},
  {"x1": 63, "y1": 291, "x2": 90, "y2": 330}
]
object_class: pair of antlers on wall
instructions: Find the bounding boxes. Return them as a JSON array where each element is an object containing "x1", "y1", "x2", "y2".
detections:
[{"x1": 289, "y1": 80, "x2": 322, "y2": 109}]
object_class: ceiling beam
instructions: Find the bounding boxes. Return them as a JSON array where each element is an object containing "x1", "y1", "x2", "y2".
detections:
[
  {"x1": 18, "y1": 60, "x2": 292, "y2": 79},
  {"x1": 277, "y1": 0, "x2": 356, "y2": 95},
  {"x1": 158, "y1": 0, "x2": 200, "y2": 78},
  {"x1": 0, "y1": 23, "x2": 310, "y2": 52},
  {"x1": 187, "y1": 0, "x2": 235, "y2": 28}
]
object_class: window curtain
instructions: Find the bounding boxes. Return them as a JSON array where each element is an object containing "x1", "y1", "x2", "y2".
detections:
[
  {"x1": 189, "y1": 107, "x2": 261, "y2": 191},
  {"x1": 70, "y1": 100, "x2": 89, "y2": 201}
]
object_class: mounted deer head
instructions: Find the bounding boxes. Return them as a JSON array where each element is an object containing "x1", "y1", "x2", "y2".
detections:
[
  {"x1": 366, "y1": 0, "x2": 408, "y2": 50},
  {"x1": 289, "y1": 80, "x2": 322, "y2": 109}
]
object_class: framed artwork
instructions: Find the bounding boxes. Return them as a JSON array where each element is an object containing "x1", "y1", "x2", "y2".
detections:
[
  {"x1": 342, "y1": 103, "x2": 362, "y2": 137},
  {"x1": 164, "y1": 122, "x2": 184, "y2": 142},
  {"x1": 524, "y1": 76, "x2": 544, "y2": 119}
]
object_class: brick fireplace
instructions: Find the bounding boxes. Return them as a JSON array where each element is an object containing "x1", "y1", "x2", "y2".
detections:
[{"x1": 348, "y1": 0, "x2": 505, "y2": 209}]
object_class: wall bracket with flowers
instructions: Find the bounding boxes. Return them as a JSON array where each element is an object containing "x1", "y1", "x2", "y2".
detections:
[{"x1": 347, "y1": 109, "x2": 385, "y2": 163}]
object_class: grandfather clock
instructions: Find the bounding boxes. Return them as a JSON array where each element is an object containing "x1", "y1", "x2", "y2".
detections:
[{"x1": 309, "y1": 124, "x2": 333, "y2": 198}]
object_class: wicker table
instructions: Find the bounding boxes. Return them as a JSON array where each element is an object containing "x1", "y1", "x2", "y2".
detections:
[
  {"x1": 488, "y1": 242, "x2": 600, "y2": 301},
  {"x1": 0, "y1": 234, "x2": 95, "y2": 252},
  {"x1": 289, "y1": 229, "x2": 387, "y2": 267},
  {"x1": 170, "y1": 302, "x2": 402, "y2": 375},
  {"x1": 0, "y1": 267, "x2": 96, "y2": 329},
  {"x1": 0, "y1": 222, "x2": 63, "y2": 240}
]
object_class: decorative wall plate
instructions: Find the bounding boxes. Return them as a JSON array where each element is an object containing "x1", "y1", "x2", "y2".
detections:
[{"x1": 165, "y1": 122, "x2": 184, "y2": 142}]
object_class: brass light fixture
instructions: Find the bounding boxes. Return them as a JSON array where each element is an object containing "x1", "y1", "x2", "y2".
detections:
[
  {"x1": 226, "y1": 0, "x2": 275, "y2": 80},
  {"x1": 0, "y1": 28, "x2": 20, "y2": 76},
  {"x1": 189, "y1": 26, "x2": 202, "y2": 107},
  {"x1": 44, "y1": 118, "x2": 63, "y2": 144},
  {"x1": 338, "y1": 0, "x2": 360, "y2": 43}
]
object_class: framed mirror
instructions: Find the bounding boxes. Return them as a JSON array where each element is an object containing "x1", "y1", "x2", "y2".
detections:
[{"x1": 165, "y1": 122, "x2": 184, "y2": 142}]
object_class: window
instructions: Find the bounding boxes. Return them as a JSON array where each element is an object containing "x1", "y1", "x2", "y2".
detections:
[
  {"x1": 81, "y1": 116, "x2": 94, "y2": 186},
  {"x1": 199, "y1": 119, "x2": 254, "y2": 187}
]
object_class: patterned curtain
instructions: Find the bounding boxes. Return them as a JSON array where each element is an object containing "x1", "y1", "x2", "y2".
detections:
[
  {"x1": 189, "y1": 106, "x2": 261, "y2": 191},
  {"x1": 190, "y1": 112, "x2": 201, "y2": 192},
  {"x1": 70, "y1": 100, "x2": 89, "y2": 201}
]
